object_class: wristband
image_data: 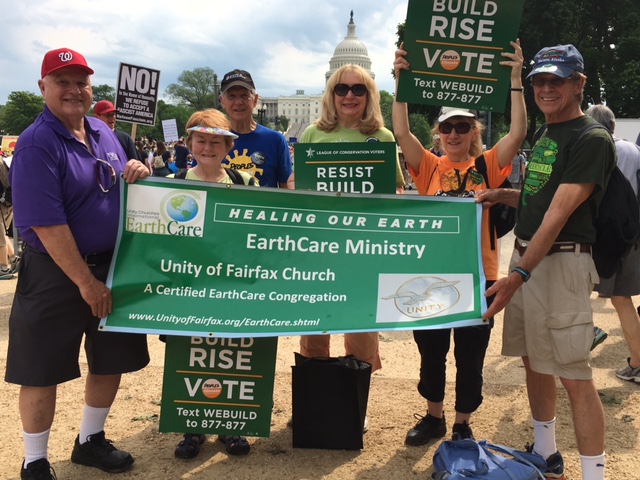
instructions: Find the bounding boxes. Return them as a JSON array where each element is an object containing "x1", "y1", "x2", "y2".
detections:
[
  {"x1": 510, "y1": 87, "x2": 524, "y2": 91},
  {"x1": 511, "y1": 266, "x2": 531, "y2": 282}
]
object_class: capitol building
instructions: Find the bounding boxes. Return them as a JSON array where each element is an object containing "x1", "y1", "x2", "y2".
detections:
[{"x1": 260, "y1": 11, "x2": 375, "y2": 141}]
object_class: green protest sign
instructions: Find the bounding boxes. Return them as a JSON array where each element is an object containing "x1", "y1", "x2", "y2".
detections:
[
  {"x1": 396, "y1": 0, "x2": 525, "y2": 112},
  {"x1": 159, "y1": 336, "x2": 277, "y2": 436},
  {"x1": 293, "y1": 142, "x2": 397, "y2": 194},
  {"x1": 101, "y1": 178, "x2": 486, "y2": 337}
]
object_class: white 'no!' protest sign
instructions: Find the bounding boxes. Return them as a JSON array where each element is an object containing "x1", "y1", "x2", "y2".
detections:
[{"x1": 115, "y1": 63, "x2": 161, "y2": 126}]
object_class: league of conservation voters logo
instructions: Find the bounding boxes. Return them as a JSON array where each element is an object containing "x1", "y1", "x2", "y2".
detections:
[{"x1": 125, "y1": 185, "x2": 207, "y2": 238}]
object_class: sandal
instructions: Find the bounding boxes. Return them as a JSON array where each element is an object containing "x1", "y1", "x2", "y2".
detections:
[
  {"x1": 217, "y1": 435, "x2": 250, "y2": 455},
  {"x1": 175, "y1": 433, "x2": 206, "y2": 459}
]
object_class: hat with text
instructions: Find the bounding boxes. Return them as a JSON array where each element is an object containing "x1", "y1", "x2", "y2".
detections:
[
  {"x1": 527, "y1": 44, "x2": 584, "y2": 79},
  {"x1": 41, "y1": 48, "x2": 94, "y2": 79},
  {"x1": 438, "y1": 107, "x2": 477, "y2": 123},
  {"x1": 221, "y1": 69, "x2": 255, "y2": 93},
  {"x1": 93, "y1": 100, "x2": 117, "y2": 116}
]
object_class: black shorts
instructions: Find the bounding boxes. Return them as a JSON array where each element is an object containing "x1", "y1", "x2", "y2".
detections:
[{"x1": 5, "y1": 247, "x2": 149, "y2": 387}]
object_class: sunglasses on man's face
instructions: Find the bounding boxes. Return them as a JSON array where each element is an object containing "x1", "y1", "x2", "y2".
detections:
[
  {"x1": 334, "y1": 83, "x2": 367, "y2": 97},
  {"x1": 531, "y1": 76, "x2": 570, "y2": 88},
  {"x1": 438, "y1": 122, "x2": 473, "y2": 135}
]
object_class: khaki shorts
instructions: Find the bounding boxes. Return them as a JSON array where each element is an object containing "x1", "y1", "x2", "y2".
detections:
[
  {"x1": 0, "y1": 204, "x2": 12, "y2": 247},
  {"x1": 502, "y1": 243, "x2": 598, "y2": 380}
]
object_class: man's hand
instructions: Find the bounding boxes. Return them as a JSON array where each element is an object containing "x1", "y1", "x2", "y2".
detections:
[
  {"x1": 78, "y1": 276, "x2": 113, "y2": 318},
  {"x1": 123, "y1": 159, "x2": 150, "y2": 183},
  {"x1": 483, "y1": 273, "x2": 522, "y2": 320},
  {"x1": 475, "y1": 188, "x2": 520, "y2": 209}
]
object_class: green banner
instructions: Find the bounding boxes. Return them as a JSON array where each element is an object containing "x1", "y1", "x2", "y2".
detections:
[
  {"x1": 159, "y1": 336, "x2": 277, "y2": 436},
  {"x1": 293, "y1": 142, "x2": 397, "y2": 194},
  {"x1": 396, "y1": 0, "x2": 524, "y2": 112},
  {"x1": 101, "y1": 177, "x2": 486, "y2": 337}
]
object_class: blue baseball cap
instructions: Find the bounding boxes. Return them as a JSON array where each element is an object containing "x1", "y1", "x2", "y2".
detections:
[{"x1": 527, "y1": 44, "x2": 585, "y2": 79}]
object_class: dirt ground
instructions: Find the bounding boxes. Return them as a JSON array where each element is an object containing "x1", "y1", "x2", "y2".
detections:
[{"x1": 1, "y1": 230, "x2": 639, "y2": 479}]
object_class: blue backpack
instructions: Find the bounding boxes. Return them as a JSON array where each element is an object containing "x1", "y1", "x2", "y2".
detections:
[{"x1": 432, "y1": 439, "x2": 547, "y2": 480}]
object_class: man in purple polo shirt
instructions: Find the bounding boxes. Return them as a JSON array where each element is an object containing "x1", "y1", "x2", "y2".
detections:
[{"x1": 5, "y1": 48, "x2": 150, "y2": 480}]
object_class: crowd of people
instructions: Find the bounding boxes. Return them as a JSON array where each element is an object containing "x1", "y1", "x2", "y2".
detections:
[{"x1": 3, "y1": 39, "x2": 639, "y2": 480}]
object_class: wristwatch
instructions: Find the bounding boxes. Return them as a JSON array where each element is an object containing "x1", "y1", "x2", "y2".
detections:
[{"x1": 511, "y1": 266, "x2": 531, "y2": 282}]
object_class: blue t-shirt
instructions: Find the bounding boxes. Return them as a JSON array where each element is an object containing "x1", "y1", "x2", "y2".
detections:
[
  {"x1": 225, "y1": 124, "x2": 292, "y2": 188},
  {"x1": 10, "y1": 106, "x2": 128, "y2": 255}
]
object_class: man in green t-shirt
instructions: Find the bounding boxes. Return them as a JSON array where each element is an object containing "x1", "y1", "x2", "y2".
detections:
[{"x1": 478, "y1": 44, "x2": 614, "y2": 480}]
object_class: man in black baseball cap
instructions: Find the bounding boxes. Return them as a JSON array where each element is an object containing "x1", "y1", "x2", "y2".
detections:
[{"x1": 218, "y1": 69, "x2": 292, "y2": 189}]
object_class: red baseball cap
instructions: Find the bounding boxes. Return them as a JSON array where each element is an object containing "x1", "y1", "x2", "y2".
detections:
[
  {"x1": 94, "y1": 100, "x2": 117, "y2": 116},
  {"x1": 41, "y1": 48, "x2": 94, "y2": 79}
]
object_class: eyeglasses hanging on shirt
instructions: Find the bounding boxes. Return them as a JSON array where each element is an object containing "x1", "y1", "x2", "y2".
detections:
[{"x1": 94, "y1": 158, "x2": 116, "y2": 193}]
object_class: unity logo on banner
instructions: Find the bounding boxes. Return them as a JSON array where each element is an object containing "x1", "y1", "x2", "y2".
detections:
[
  {"x1": 377, "y1": 273, "x2": 473, "y2": 322},
  {"x1": 125, "y1": 184, "x2": 207, "y2": 238}
]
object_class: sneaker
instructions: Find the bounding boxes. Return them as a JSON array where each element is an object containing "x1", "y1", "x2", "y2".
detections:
[
  {"x1": 525, "y1": 443, "x2": 565, "y2": 479},
  {"x1": 20, "y1": 458, "x2": 56, "y2": 480},
  {"x1": 9, "y1": 255, "x2": 20, "y2": 274},
  {"x1": 451, "y1": 421, "x2": 474, "y2": 441},
  {"x1": 616, "y1": 357, "x2": 640, "y2": 383},
  {"x1": 0, "y1": 268, "x2": 13, "y2": 280},
  {"x1": 405, "y1": 413, "x2": 446, "y2": 446},
  {"x1": 591, "y1": 326, "x2": 608, "y2": 351},
  {"x1": 70, "y1": 431, "x2": 134, "y2": 473}
]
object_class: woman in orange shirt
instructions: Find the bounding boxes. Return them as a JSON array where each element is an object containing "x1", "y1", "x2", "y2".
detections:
[{"x1": 392, "y1": 40, "x2": 526, "y2": 445}]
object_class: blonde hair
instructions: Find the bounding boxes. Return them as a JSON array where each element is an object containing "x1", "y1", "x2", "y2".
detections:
[
  {"x1": 185, "y1": 109, "x2": 235, "y2": 151},
  {"x1": 431, "y1": 118, "x2": 485, "y2": 159},
  {"x1": 316, "y1": 64, "x2": 384, "y2": 135}
]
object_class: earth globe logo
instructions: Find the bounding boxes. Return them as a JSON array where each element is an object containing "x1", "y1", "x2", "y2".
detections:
[{"x1": 165, "y1": 193, "x2": 199, "y2": 222}]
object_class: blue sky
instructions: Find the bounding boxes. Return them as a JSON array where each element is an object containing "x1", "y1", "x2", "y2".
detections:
[{"x1": 0, "y1": 0, "x2": 408, "y2": 104}]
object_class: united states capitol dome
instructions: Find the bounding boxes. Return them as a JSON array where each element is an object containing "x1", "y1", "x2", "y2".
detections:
[{"x1": 325, "y1": 11, "x2": 375, "y2": 83}]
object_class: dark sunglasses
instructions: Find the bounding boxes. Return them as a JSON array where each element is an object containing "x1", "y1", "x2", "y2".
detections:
[
  {"x1": 94, "y1": 158, "x2": 116, "y2": 193},
  {"x1": 334, "y1": 83, "x2": 367, "y2": 97},
  {"x1": 531, "y1": 76, "x2": 570, "y2": 88},
  {"x1": 438, "y1": 122, "x2": 473, "y2": 135}
]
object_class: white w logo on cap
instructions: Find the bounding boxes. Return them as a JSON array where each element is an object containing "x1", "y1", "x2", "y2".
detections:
[{"x1": 58, "y1": 51, "x2": 73, "y2": 62}]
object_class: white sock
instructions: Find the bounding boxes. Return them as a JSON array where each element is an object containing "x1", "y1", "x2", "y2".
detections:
[
  {"x1": 78, "y1": 405, "x2": 110, "y2": 444},
  {"x1": 23, "y1": 429, "x2": 50, "y2": 467},
  {"x1": 580, "y1": 452, "x2": 605, "y2": 480},
  {"x1": 532, "y1": 417, "x2": 557, "y2": 460}
]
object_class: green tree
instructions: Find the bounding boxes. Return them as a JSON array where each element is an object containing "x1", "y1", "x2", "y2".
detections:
[
  {"x1": 276, "y1": 115, "x2": 290, "y2": 132},
  {"x1": 1, "y1": 91, "x2": 44, "y2": 135},
  {"x1": 92, "y1": 84, "x2": 116, "y2": 103},
  {"x1": 379, "y1": 90, "x2": 394, "y2": 132},
  {"x1": 165, "y1": 67, "x2": 219, "y2": 111}
]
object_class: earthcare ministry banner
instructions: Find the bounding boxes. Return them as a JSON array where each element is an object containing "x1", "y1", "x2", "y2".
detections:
[{"x1": 101, "y1": 177, "x2": 486, "y2": 337}]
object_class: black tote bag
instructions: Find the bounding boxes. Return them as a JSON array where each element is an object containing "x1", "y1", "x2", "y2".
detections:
[{"x1": 292, "y1": 353, "x2": 371, "y2": 450}]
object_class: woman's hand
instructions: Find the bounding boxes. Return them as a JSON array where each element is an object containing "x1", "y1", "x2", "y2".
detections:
[
  {"x1": 499, "y1": 39, "x2": 524, "y2": 88},
  {"x1": 394, "y1": 42, "x2": 410, "y2": 80},
  {"x1": 494, "y1": 38, "x2": 527, "y2": 168}
]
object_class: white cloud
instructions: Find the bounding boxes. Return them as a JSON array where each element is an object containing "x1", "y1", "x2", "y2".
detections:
[{"x1": 0, "y1": 0, "x2": 408, "y2": 104}]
